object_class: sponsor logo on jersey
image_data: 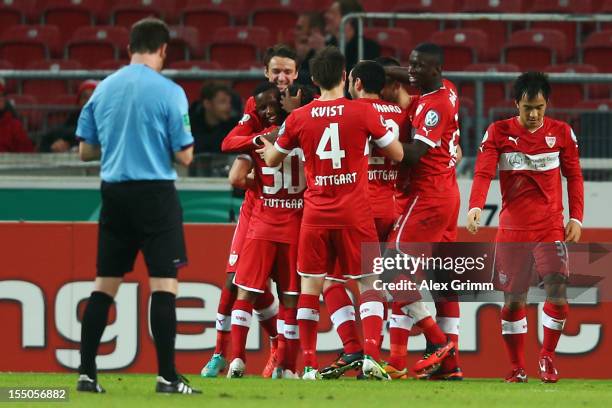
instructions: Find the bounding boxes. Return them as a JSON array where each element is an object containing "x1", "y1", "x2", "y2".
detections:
[
  {"x1": 424, "y1": 110, "x2": 440, "y2": 127},
  {"x1": 546, "y1": 135, "x2": 556, "y2": 148},
  {"x1": 182, "y1": 114, "x2": 191, "y2": 132},
  {"x1": 239, "y1": 113, "x2": 251, "y2": 125},
  {"x1": 507, "y1": 153, "x2": 525, "y2": 169},
  {"x1": 508, "y1": 136, "x2": 519, "y2": 145}
]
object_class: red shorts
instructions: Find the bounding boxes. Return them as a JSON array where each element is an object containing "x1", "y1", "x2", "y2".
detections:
[
  {"x1": 375, "y1": 217, "x2": 395, "y2": 243},
  {"x1": 298, "y1": 222, "x2": 380, "y2": 281},
  {"x1": 233, "y1": 238, "x2": 299, "y2": 295},
  {"x1": 225, "y1": 198, "x2": 255, "y2": 273},
  {"x1": 387, "y1": 193, "x2": 460, "y2": 249},
  {"x1": 494, "y1": 228, "x2": 569, "y2": 294}
]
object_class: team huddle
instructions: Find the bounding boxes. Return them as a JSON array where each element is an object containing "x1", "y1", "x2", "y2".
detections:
[{"x1": 201, "y1": 43, "x2": 585, "y2": 384}]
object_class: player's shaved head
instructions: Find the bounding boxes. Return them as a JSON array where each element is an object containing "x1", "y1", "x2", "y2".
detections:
[
  {"x1": 310, "y1": 46, "x2": 346, "y2": 90},
  {"x1": 413, "y1": 43, "x2": 444, "y2": 68},
  {"x1": 513, "y1": 71, "x2": 551, "y2": 103},
  {"x1": 408, "y1": 43, "x2": 444, "y2": 93},
  {"x1": 350, "y1": 60, "x2": 386, "y2": 95}
]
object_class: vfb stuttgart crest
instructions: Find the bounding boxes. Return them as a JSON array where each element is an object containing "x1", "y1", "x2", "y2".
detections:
[{"x1": 545, "y1": 135, "x2": 556, "y2": 148}]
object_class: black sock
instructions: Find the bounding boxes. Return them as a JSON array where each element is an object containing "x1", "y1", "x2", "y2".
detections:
[
  {"x1": 150, "y1": 291, "x2": 178, "y2": 382},
  {"x1": 79, "y1": 291, "x2": 114, "y2": 379}
]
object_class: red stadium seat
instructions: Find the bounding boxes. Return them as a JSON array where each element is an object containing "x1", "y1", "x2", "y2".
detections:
[
  {"x1": 544, "y1": 64, "x2": 599, "y2": 108},
  {"x1": 0, "y1": 0, "x2": 36, "y2": 23},
  {"x1": 361, "y1": 0, "x2": 398, "y2": 11},
  {"x1": 597, "y1": 1, "x2": 612, "y2": 30},
  {"x1": 181, "y1": 6, "x2": 232, "y2": 48},
  {"x1": 168, "y1": 60, "x2": 223, "y2": 103},
  {"x1": 66, "y1": 26, "x2": 129, "y2": 68},
  {"x1": 503, "y1": 29, "x2": 568, "y2": 71},
  {"x1": 393, "y1": 1, "x2": 457, "y2": 46},
  {"x1": 49, "y1": 93, "x2": 79, "y2": 106},
  {"x1": 430, "y1": 29, "x2": 489, "y2": 70},
  {"x1": 528, "y1": 0, "x2": 591, "y2": 53},
  {"x1": 460, "y1": 0, "x2": 523, "y2": 55},
  {"x1": 364, "y1": 27, "x2": 412, "y2": 60},
  {"x1": 110, "y1": 0, "x2": 167, "y2": 29},
  {"x1": 93, "y1": 59, "x2": 129, "y2": 70},
  {"x1": 167, "y1": 25, "x2": 201, "y2": 63},
  {"x1": 462, "y1": 63, "x2": 521, "y2": 112},
  {"x1": 574, "y1": 99, "x2": 612, "y2": 111},
  {"x1": 25, "y1": 59, "x2": 82, "y2": 101},
  {"x1": 184, "y1": 0, "x2": 248, "y2": 25},
  {"x1": 250, "y1": 4, "x2": 298, "y2": 44},
  {"x1": 0, "y1": 7, "x2": 23, "y2": 36},
  {"x1": 40, "y1": 1, "x2": 96, "y2": 45},
  {"x1": 582, "y1": 30, "x2": 612, "y2": 72},
  {"x1": 209, "y1": 26, "x2": 271, "y2": 69},
  {"x1": 0, "y1": 59, "x2": 17, "y2": 94},
  {"x1": 0, "y1": 25, "x2": 61, "y2": 68}
]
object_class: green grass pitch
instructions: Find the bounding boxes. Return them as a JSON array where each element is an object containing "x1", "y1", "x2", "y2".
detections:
[{"x1": 0, "y1": 373, "x2": 611, "y2": 408}]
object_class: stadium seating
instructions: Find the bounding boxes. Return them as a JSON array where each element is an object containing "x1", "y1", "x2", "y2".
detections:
[
  {"x1": 361, "y1": 0, "x2": 398, "y2": 11},
  {"x1": 39, "y1": 0, "x2": 96, "y2": 45},
  {"x1": 93, "y1": 59, "x2": 129, "y2": 70},
  {"x1": 167, "y1": 25, "x2": 201, "y2": 63},
  {"x1": 363, "y1": 27, "x2": 412, "y2": 60},
  {"x1": 597, "y1": 0, "x2": 612, "y2": 30},
  {"x1": 180, "y1": 5, "x2": 233, "y2": 48},
  {"x1": 528, "y1": 0, "x2": 592, "y2": 53},
  {"x1": 250, "y1": 2, "x2": 299, "y2": 45},
  {"x1": 168, "y1": 60, "x2": 222, "y2": 102},
  {"x1": 0, "y1": 7, "x2": 23, "y2": 36},
  {"x1": 110, "y1": 0, "x2": 167, "y2": 29},
  {"x1": 461, "y1": 63, "x2": 521, "y2": 111},
  {"x1": 209, "y1": 26, "x2": 271, "y2": 69},
  {"x1": 393, "y1": 0, "x2": 457, "y2": 45},
  {"x1": 575, "y1": 99, "x2": 612, "y2": 110},
  {"x1": 6, "y1": 93, "x2": 42, "y2": 130},
  {"x1": 183, "y1": 0, "x2": 248, "y2": 25},
  {"x1": 24, "y1": 59, "x2": 82, "y2": 103},
  {"x1": 460, "y1": 0, "x2": 523, "y2": 50},
  {"x1": 503, "y1": 29, "x2": 568, "y2": 71},
  {"x1": 65, "y1": 26, "x2": 129, "y2": 69},
  {"x1": 544, "y1": 64, "x2": 598, "y2": 108},
  {"x1": 582, "y1": 30, "x2": 612, "y2": 72},
  {"x1": 430, "y1": 29, "x2": 489, "y2": 70},
  {"x1": 0, "y1": 0, "x2": 36, "y2": 25},
  {"x1": 0, "y1": 25, "x2": 61, "y2": 68}
]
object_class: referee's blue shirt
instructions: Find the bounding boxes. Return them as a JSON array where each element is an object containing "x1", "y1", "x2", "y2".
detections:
[{"x1": 76, "y1": 64, "x2": 194, "y2": 182}]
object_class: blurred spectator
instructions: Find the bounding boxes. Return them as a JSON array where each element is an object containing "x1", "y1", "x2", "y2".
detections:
[
  {"x1": 0, "y1": 79, "x2": 35, "y2": 153},
  {"x1": 324, "y1": 0, "x2": 380, "y2": 71},
  {"x1": 294, "y1": 12, "x2": 326, "y2": 87},
  {"x1": 39, "y1": 80, "x2": 99, "y2": 152},
  {"x1": 189, "y1": 82, "x2": 240, "y2": 154}
]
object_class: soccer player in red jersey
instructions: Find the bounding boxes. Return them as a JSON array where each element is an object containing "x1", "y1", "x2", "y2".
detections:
[
  {"x1": 381, "y1": 44, "x2": 462, "y2": 380},
  {"x1": 218, "y1": 82, "x2": 306, "y2": 379},
  {"x1": 201, "y1": 45, "x2": 303, "y2": 378},
  {"x1": 467, "y1": 72, "x2": 584, "y2": 383},
  {"x1": 260, "y1": 46, "x2": 404, "y2": 380}
]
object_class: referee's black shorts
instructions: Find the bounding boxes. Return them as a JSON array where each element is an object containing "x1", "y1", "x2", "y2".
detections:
[{"x1": 97, "y1": 180, "x2": 187, "y2": 278}]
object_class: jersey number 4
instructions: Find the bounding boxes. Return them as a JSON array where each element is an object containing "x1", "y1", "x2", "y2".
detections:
[{"x1": 316, "y1": 123, "x2": 346, "y2": 169}]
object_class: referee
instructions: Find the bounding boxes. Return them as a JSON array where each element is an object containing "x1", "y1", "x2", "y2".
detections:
[{"x1": 75, "y1": 18, "x2": 199, "y2": 394}]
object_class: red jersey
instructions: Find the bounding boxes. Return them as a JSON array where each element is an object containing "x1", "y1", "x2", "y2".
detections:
[
  {"x1": 358, "y1": 98, "x2": 411, "y2": 219},
  {"x1": 408, "y1": 84, "x2": 460, "y2": 197},
  {"x1": 469, "y1": 116, "x2": 584, "y2": 230},
  {"x1": 248, "y1": 129, "x2": 305, "y2": 244},
  {"x1": 275, "y1": 97, "x2": 394, "y2": 227}
]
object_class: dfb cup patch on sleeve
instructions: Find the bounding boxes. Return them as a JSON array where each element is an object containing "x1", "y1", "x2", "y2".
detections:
[{"x1": 424, "y1": 110, "x2": 440, "y2": 127}]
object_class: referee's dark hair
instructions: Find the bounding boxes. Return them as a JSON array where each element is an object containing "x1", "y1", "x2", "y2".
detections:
[
  {"x1": 310, "y1": 46, "x2": 346, "y2": 90},
  {"x1": 413, "y1": 42, "x2": 445, "y2": 67},
  {"x1": 513, "y1": 71, "x2": 551, "y2": 102},
  {"x1": 351, "y1": 60, "x2": 386, "y2": 95},
  {"x1": 130, "y1": 17, "x2": 170, "y2": 54}
]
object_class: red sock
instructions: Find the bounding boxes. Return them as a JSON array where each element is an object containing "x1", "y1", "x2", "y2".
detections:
[
  {"x1": 230, "y1": 299, "x2": 253, "y2": 362},
  {"x1": 388, "y1": 302, "x2": 412, "y2": 370},
  {"x1": 359, "y1": 290, "x2": 384, "y2": 360},
  {"x1": 501, "y1": 306, "x2": 527, "y2": 369},
  {"x1": 541, "y1": 302, "x2": 569, "y2": 358},
  {"x1": 297, "y1": 294, "x2": 320, "y2": 368},
  {"x1": 436, "y1": 300, "x2": 460, "y2": 371},
  {"x1": 254, "y1": 289, "x2": 278, "y2": 343},
  {"x1": 415, "y1": 316, "x2": 447, "y2": 345},
  {"x1": 214, "y1": 286, "x2": 237, "y2": 355},
  {"x1": 324, "y1": 284, "x2": 362, "y2": 354},
  {"x1": 283, "y1": 306, "x2": 299, "y2": 372}
]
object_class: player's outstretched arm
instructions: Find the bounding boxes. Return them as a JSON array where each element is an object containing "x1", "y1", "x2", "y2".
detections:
[
  {"x1": 259, "y1": 137, "x2": 287, "y2": 167},
  {"x1": 384, "y1": 66, "x2": 411, "y2": 85},
  {"x1": 380, "y1": 138, "x2": 404, "y2": 162},
  {"x1": 400, "y1": 140, "x2": 429, "y2": 166}
]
